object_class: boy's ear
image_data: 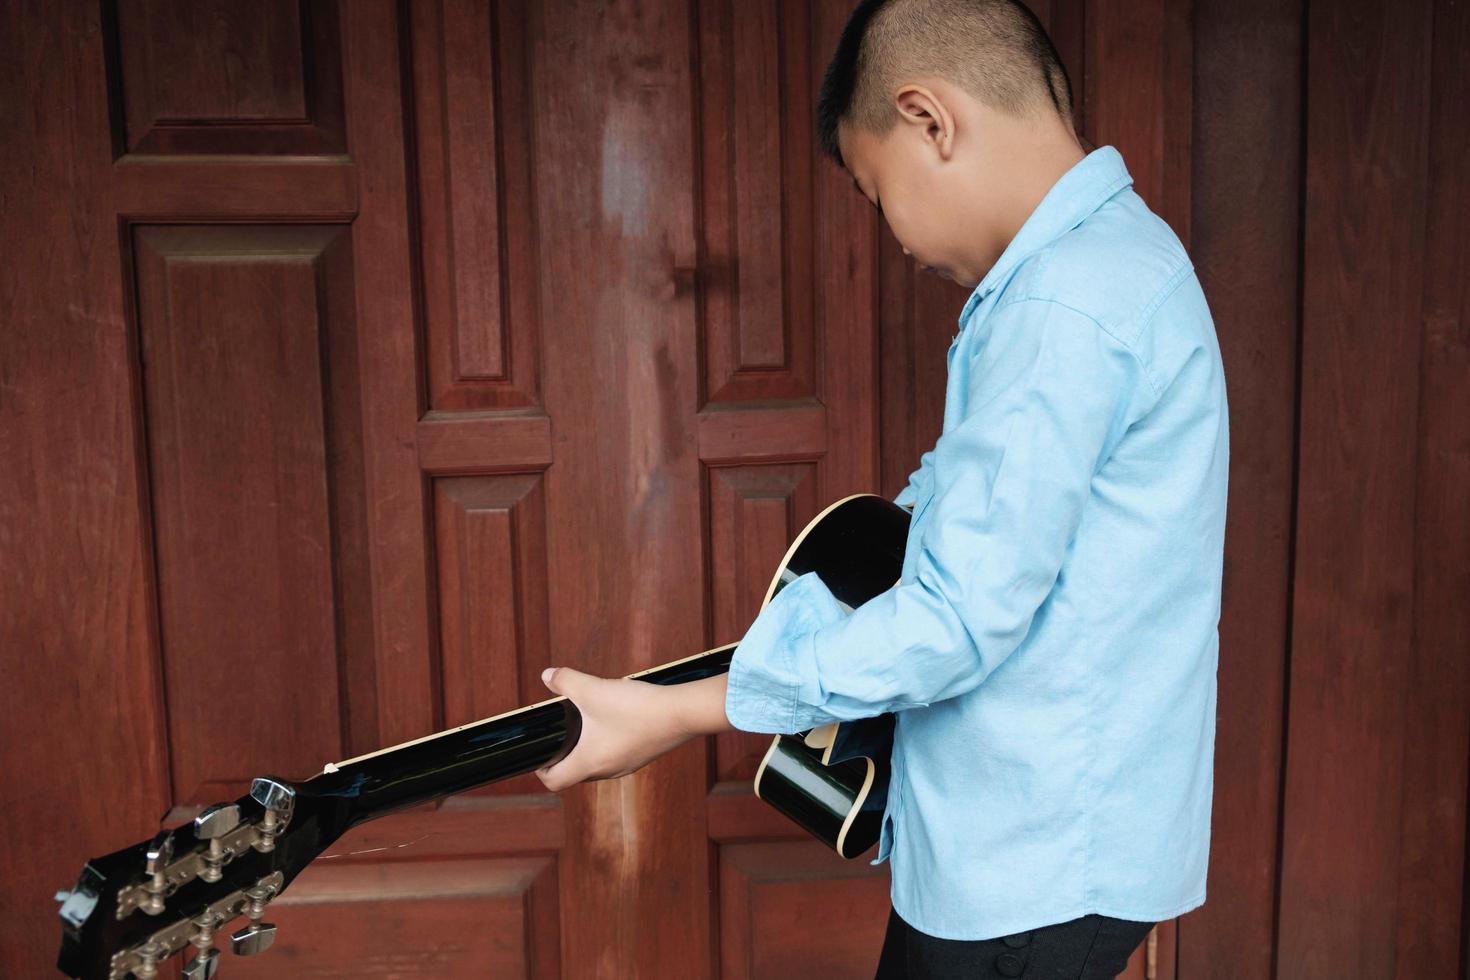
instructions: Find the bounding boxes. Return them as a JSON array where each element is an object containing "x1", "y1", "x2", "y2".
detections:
[{"x1": 893, "y1": 84, "x2": 955, "y2": 160}]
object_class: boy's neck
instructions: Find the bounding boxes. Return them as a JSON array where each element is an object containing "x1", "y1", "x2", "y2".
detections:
[
  {"x1": 968, "y1": 127, "x2": 1087, "y2": 282},
  {"x1": 998, "y1": 140, "x2": 1086, "y2": 254}
]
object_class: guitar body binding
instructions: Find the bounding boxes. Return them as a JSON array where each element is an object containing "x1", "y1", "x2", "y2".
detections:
[{"x1": 746, "y1": 493, "x2": 910, "y2": 859}]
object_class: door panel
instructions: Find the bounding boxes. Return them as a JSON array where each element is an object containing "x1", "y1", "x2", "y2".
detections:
[{"x1": 3, "y1": 1, "x2": 1234, "y2": 978}]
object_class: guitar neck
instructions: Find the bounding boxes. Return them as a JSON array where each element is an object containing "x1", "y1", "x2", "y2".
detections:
[{"x1": 304, "y1": 642, "x2": 740, "y2": 828}]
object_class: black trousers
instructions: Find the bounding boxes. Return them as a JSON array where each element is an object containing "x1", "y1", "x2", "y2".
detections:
[{"x1": 873, "y1": 905, "x2": 1155, "y2": 979}]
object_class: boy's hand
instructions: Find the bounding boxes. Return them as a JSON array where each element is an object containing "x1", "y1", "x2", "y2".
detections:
[{"x1": 533, "y1": 666, "x2": 696, "y2": 793}]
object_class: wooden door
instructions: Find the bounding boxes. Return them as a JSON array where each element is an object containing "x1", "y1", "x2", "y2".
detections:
[
  {"x1": 18, "y1": 1, "x2": 1418, "y2": 978},
  {"x1": 2, "y1": 1, "x2": 887, "y2": 976}
]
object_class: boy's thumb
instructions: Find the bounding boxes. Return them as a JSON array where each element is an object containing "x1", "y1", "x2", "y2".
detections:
[{"x1": 543, "y1": 665, "x2": 601, "y2": 698}]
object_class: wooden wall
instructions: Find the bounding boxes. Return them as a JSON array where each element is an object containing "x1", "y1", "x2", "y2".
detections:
[{"x1": 1, "y1": 0, "x2": 1466, "y2": 978}]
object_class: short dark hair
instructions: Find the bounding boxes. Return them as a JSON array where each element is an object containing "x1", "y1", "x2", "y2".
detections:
[{"x1": 816, "y1": 0, "x2": 1073, "y2": 163}]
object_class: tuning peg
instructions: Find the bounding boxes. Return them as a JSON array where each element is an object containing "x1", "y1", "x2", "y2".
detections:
[
  {"x1": 229, "y1": 881, "x2": 278, "y2": 956},
  {"x1": 145, "y1": 828, "x2": 175, "y2": 870},
  {"x1": 140, "y1": 828, "x2": 174, "y2": 914},
  {"x1": 184, "y1": 912, "x2": 223, "y2": 979},
  {"x1": 194, "y1": 803, "x2": 241, "y2": 883},
  {"x1": 250, "y1": 776, "x2": 295, "y2": 852},
  {"x1": 194, "y1": 802, "x2": 241, "y2": 839},
  {"x1": 132, "y1": 940, "x2": 166, "y2": 979},
  {"x1": 230, "y1": 922, "x2": 277, "y2": 956},
  {"x1": 183, "y1": 948, "x2": 220, "y2": 979}
]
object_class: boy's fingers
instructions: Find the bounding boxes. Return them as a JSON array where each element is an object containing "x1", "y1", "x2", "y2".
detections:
[
  {"x1": 541, "y1": 665, "x2": 587, "y2": 694},
  {"x1": 537, "y1": 746, "x2": 584, "y2": 792}
]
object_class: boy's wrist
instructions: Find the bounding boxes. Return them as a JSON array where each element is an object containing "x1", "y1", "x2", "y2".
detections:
[{"x1": 666, "y1": 673, "x2": 737, "y2": 738}]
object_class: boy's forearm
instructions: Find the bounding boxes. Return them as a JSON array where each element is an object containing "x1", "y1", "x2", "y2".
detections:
[{"x1": 668, "y1": 673, "x2": 738, "y2": 737}]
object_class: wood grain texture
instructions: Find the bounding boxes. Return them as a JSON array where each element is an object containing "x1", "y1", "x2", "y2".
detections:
[
  {"x1": 1184, "y1": 0, "x2": 1302, "y2": 977},
  {"x1": 416, "y1": 410, "x2": 554, "y2": 475},
  {"x1": 7, "y1": 1, "x2": 1470, "y2": 977},
  {"x1": 697, "y1": 400, "x2": 828, "y2": 463},
  {"x1": 718, "y1": 841, "x2": 891, "y2": 979},
  {"x1": 811, "y1": 0, "x2": 882, "y2": 506},
  {"x1": 114, "y1": 158, "x2": 358, "y2": 220},
  {"x1": 111, "y1": 0, "x2": 346, "y2": 155},
  {"x1": 1028, "y1": 0, "x2": 1088, "y2": 136},
  {"x1": 0, "y1": 3, "x2": 172, "y2": 975},
  {"x1": 226, "y1": 857, "x2": 560, "y2": 979},
  {"x1": 1084, "y1": 0, "x2": 1192, "y2": 241},
  {"x1": 1397, "y1": 0, "x2": 1470, "y2": 974},
  {"x1": 433, "y1": 473, "x2": 552, "y2": 798},
  {"x1": 338, "y1": 0, "x2": 438, "y2": 753},
  {"x1": 707, "y1": 463, "x2": 821, "y2": 783},
  {"x1": 410, "y1": 0, "x2": 543, "y2": 410},
  {"x1": 696, "y1": 0, "x2": 817, "y2": 403},
  {"x1": 522, "y1": 1, "x2": 714, "y2": 974},
  {"x1": 1278, "y1": 0, "x2": 1434, "y2": 976},
  {"x1": 132, "y1": 224, "x2": 352, "y2": 803}
]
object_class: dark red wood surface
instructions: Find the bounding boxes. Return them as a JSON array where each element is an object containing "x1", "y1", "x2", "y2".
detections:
[
  {"x1": 1182, "y1": 1, "x2": 1302, "y2": 977},
  {"x1": 2, "y1": 1, "x2": 1467, "y2": 978}
]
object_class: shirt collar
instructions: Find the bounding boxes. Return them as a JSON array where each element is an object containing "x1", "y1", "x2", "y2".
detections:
[{"x1": 957, "y1": 145, "x2": 1134, "y2": 327}]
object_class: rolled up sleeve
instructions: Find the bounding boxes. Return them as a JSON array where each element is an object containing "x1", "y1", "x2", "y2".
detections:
[{"x1": 724, "y1": 299, "x2": 1156, "y2": 734}]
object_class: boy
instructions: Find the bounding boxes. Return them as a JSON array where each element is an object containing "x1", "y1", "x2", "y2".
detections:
[{"x1": 535, "y1": 1, "x2": 1228, "y2": 976}]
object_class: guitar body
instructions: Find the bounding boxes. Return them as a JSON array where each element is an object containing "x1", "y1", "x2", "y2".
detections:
[
  {"x1": 55, "y1": 493, "x2": 911, "y2": 978},
  {"x1": 744, "y1": 493, "x2": 909, "y2": 859}
]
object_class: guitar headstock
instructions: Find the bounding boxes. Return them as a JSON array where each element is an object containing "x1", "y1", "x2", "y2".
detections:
[{"x1": 55, "y1": 775, "x2": 347, "y2": 979}]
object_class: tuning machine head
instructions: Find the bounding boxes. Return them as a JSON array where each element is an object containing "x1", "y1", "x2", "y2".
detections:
[
  {"x1": 193, "y1": 802, "x2": 241, "y2": 840},
  {"x1": 249, "y1": 776, "x2": 295, "y2": 852},
  {"x1": 193, "y1": 802, "x2": 241, "y2": 883},
  {"x1": 182, "y1": 947, "x2": 220, "y2": 979},
  {"x1": 144, "y1": 829, "x2": 174, "y2": 872},
  {"x1": 181, "y1": 910, "x2": 224, "y2": 979},
  {"x1": 229, "y1": 923, "x2": 277, "y2": 957},
  {"x1": 228, "y1": 882, "x2": 279, "y2": 956},
  {"x1": 138, "y1": 829, "x2": 176, "y2": 915}
]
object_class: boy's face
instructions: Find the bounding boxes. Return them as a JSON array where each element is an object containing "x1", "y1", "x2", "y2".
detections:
[
  {"x1": 840, "y1": 119, "x2": 983, "y2": 287},
  {"x1": 837, "y1": 79, "x2": 1079, "y2": 291}
]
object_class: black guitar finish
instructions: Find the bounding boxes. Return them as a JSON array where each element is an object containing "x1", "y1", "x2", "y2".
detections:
[
  {"x1": 748, "y1": 493, "x2": 910, "y2": 858},
  {"x1": 56, "y1": 494, "x2": 910, "y2": 978}
]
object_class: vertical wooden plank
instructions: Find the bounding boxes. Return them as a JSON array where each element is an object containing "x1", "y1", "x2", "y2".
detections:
[
  {"x1": 132, "y1": 226, "x2": 352, "y2": 803},
  {"x1": 1278, "y1": 1, "x2": 1434, "y2": 976},
  {"x1": 0, "y1": 2, "x2": 171, "y2": 975},
  {"x1": 812, "y1": 0, "x2": 880, "y2": 501},
  {"x1": 1184, "y1": 1, "x2": 1303, "y2": 977},
  {"x1": 1084, "y1": 0, "x2": 1192, "y2": 242},
  {"x1": 410, "y1": 0, "x2": 545, "y2": 412},
  {"x1": 1398, "y1": 0, "x2": 1470, "y2": 974},
  {"x1": 338, "y1": 0, "x2": 437, "y2": 752},
  {"x1": 695, "y1": 0, "x2": 819, "y2": 406},
  {"x1": 524, "y1": 0, "x2": 712, "y2": 975},
  {"x1": 1027, "y1": 0, "x2": 1087, "y2": 138}
]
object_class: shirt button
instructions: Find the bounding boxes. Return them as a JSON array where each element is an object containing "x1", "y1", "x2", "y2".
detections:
[{"x1": 995, "y1": 952, "x2": 1025, "y2": 977}]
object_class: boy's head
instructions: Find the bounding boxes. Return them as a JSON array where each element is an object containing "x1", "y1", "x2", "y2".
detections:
[{"x1": 819, "y1": 0, "x2": 1084, "y2": 288}]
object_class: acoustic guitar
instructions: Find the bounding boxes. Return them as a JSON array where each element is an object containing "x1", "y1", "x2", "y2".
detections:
[{"x1": 55, "y1": 492, "x2": 911, "y2": 979}]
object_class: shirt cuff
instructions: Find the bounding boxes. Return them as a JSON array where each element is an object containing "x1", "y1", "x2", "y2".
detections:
[{"x1": 724, "y1": 570, "x2": 850, "y2": 734}]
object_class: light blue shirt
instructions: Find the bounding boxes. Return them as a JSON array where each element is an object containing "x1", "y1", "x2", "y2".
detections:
[{"x1": 724, "y1": 146, "x2": 1228, "y2": 940}]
